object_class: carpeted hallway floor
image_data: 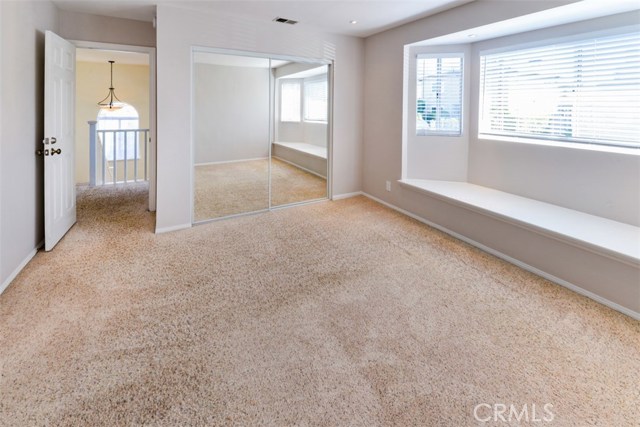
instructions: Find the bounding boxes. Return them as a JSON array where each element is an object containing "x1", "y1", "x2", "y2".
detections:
[{"x1": 0, "y1": 183, "x2": 638, "y2": 426}]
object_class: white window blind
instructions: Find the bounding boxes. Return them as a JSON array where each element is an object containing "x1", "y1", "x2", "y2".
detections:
[
  {"x1": 280, "y1": 81, "x2": 301, "y2": 122},
  {"x1": 479, "y1": 31, "x2": 640, "y2": 148},
  {"x1": 304, "y1": 79, "x2": 328, "y2": 122},
  {"x1": 416, "y1": 55, "x2": 463, "y2": 136}
]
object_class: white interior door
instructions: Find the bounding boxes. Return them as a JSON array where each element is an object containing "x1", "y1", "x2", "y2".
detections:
[{"x1": 44, "y1": 31, "x2": 76, "y2": 251}]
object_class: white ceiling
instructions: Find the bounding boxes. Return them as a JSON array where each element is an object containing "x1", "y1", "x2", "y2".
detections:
[
  {"x1": 52, "y1": 0, "x2": 474, "y2": 38},
  {"x1": 413, "y1": 0, "x2": 640, "y2": 45}
]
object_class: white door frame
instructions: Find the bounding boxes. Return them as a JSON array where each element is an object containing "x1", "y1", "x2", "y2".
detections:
[{"x1": 71, "y1": 40, "x2": 157, "y2": 212}]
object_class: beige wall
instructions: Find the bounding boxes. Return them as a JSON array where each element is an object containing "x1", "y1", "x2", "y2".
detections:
[
  {"x1": 59, "y1": 10, "x2": 155, "y2": 47},
  {"x1": 0, "y1": 0, "x2": 59, "y2": 291},
  {"x1": 75, "y1": 61, "x2": 150, "y2": 184}
]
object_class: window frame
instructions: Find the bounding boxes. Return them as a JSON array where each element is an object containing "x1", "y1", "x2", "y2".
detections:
[
  {"x1": 279, "y1": 80, "x2": 302, "y2": 123},
  {"x1": 477, "y1": 28, "x2": 640, "y2": 150},
  {"x1": 415, "y1": 52, "x2": 464, "y2": 137},
  {"x1": 303, "y1": 75, "x2": 328, "y2": 123}
]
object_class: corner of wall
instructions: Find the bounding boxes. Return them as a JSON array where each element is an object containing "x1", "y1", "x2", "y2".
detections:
[{"x1": 0, "y1": 0, "x2": 59, "y2": 291}]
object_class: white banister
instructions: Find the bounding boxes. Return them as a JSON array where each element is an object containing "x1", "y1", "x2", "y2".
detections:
[
  {"x1": 101, "y1": 131, "x2": 107, "y2": 185},
  {"x1": 88, "y1": 120, "x2": 97, "y2": 186},
  {"x1": 89, "y1": 125, "x2": 150, "y2": 185},
  {"x1": 144, "y1": 129, "x2": 148, "y2": 180},
  {"x1": 134, "y1": 131, "x2": 138, "y2": 182},
  {"x1": 123, "y1": 131, "x2": 128, "y2": 182},
  {"x1": 112, "y1": 132, "x2": 117, "y2": 182}
]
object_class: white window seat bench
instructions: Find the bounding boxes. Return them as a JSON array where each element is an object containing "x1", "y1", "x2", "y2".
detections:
[
  {"x1": 272, "y1": 141, "x2": 327, "y2": 159},
  {"x1": 272, "y1": 142, "x2": 327, "y2": 178},
  {"x1": 398, "y1": 179, "x2": 640, "y2": 266}
]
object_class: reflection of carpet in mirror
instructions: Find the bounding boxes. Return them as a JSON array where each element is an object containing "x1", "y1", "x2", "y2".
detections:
[
  {"x1": 194, "y1": 157, "x2": 326, "y2": 221},
  {"x1": 271, "y1": 157, "x2": 327, "y2": 207}
]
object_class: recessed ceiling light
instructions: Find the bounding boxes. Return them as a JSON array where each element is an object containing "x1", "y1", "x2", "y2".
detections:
[{"x1": 350, "y1": 20, "x2": 358, "y2": 24}]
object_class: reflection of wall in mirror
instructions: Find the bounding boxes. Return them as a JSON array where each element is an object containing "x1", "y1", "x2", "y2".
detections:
[{"x1": 194, "y1": 63, "x2": 269, "y2": 165}]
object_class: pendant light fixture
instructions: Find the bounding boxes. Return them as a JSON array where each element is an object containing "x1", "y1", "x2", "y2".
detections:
[{"x1": 97, "y1": 60, "x2": 124, "y2": 110}]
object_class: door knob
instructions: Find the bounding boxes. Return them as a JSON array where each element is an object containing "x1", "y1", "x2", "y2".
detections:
[
  {"x1": 36, "y1": 149, "x2": 49, "y2": 156},
  {"x1": 50, "y1": 137, "x2": 57, "y2": 144},
  {"x1": 51, "y1": 148, "x2": 62, "y2": 156}
]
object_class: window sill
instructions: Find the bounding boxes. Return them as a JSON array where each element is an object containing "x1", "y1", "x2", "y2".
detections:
[
  {"x1": 416, "y1": 132, "x2": 462, "y2": 138},
  {"x1": 478, "y1": 134, "x2": 640, "y2": 156}
]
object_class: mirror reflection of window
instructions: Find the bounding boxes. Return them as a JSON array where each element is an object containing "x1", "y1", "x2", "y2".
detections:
[
  {"x1": 304, "y1": 78, "x2": 328, "y2": 122},
  {"x1": 280, "y1": 81, "x2": 301, "y2": 122},
  {"x1": 272, "y1": 65, "x2": 329, "y2": 208}
]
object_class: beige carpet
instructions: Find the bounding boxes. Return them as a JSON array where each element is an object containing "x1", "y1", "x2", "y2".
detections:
[
  {"x1": 1, "y1": 183, "x2": 638, "y2": 426},
  {"x1": 194, "y1": 158, "x2": 326, "y2": 221}
]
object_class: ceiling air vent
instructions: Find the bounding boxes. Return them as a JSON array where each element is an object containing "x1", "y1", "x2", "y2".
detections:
[{"x1": 273, "y1": 17, "x2": 298, "y2": 25}]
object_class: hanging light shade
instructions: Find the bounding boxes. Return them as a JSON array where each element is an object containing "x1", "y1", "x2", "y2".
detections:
[{"x1": 97, "y1": 60, "x2": 124, "y2": 110}]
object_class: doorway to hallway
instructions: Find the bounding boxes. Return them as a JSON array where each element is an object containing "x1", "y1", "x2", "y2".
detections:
[{"x1": 74, "y1": 44, "x2": 155, "y2": 213}]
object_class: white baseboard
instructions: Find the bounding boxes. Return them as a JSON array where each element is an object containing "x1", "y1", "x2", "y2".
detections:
[
  {"x1": 272, "y1": 155, "x2": 327, "y2": 179},
  {"x1": 0, "y1": 240, "x2": 43, "y2": 296},
  {"x1": 155, "y1": 223, "x2": 192, "y2": 234},
  {"x1": 332, "y1": 191, "x2": 364, "y2": 200},
  {"x1": 362, "y1": 192, "x2": 640, "y2": 321}
]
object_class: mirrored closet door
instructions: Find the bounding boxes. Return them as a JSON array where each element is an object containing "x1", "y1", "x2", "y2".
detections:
[
  {"x1": 193, "y1": 52, "x2": 271, "y2": 221},
  {"x1": 192, "y1": 49, "x2": 330, "y2": 223},
  {"x1": 271, "y1": 63, "x2": 329, "y2": 207}
]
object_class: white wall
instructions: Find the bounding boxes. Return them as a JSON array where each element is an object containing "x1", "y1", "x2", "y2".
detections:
[
  {"x1": 0, "y1": 0, "x2": 59, "y2": 290},
  {"x1": 403, "y1": 44, "x2": 471, "y2": 181},
  {"x1": 277, "y1": 111, "x2": 328, "y2": 147},
  {"x1": 58, "y1": 10, "x2": 155, "y2": 47},
  {"x1": 156, "y1": 4, "x2": 364, "y2": 232},
  {"x1": 0, "y1": 0, "x2": 3, "y2": 290},
  {"x1": 365, "y1": 2, "x2": 639, "y2": 221},
  {"x1": 397, "y1": 10, "x2": 640, "y2": 226},
  {"x1": 467, "y1": 12, "x2": 640, "y2": 226},
  {"x1": 194, "y1": 63, "x2": 270, "y2": 164},
  {"x1": 363, "y1": 1, "x2": 639, "y2": 315},
  {"x1": 363, "y1": 0, "x2": 577, "y2": 199}
]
